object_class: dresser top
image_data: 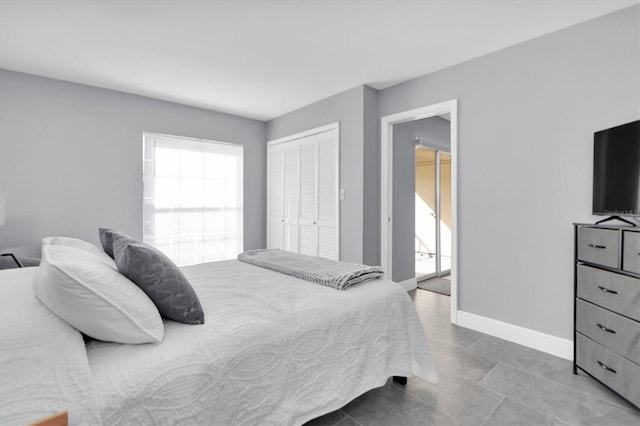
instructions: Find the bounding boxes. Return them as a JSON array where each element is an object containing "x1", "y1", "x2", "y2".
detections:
[{"x1": 574, "y1": 222, "x2": 639, "y2": 231}]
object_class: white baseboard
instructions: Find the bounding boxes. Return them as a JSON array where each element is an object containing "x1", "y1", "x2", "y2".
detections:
[
  {"x1": 456, "y1": 310, "x2": 573, "y2": 360},
  {"x1": 397, "y1": 278, "x2": 417, "y2": 291}
]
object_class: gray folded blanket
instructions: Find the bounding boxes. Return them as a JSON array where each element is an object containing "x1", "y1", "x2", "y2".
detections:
[{"x1": 237, "y1": 249, "x2": 384, "y2": 290}]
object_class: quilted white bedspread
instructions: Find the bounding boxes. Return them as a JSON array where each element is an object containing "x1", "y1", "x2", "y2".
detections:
[
  {"x1": 0, "y1": 268, "x2": 102, "y2": 426},
  {"x1": 86, "y1": 260, "x2": 437, "y2": 425}
]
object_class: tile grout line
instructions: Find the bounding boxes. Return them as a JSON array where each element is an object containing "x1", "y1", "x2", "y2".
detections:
[
  {"x1": 414, "y1": 288, "x2": 638, "y2": 424},
  {"x1": 389, "y1": 380, "x2": 467, "y2": 424},
  {"x1": 479, "y1": 395, "x2": 504, "y2": 426},
  {"x1": 466, "y1": 335, "x2": 481, "y2": 350},
  {"x1": 393, "y1": 371, "x2": 504, "y2": 426},
  {"x1": 391, "y1": 383, "x2": 446, "y2": 422},
  {"x1": 493, "y1": 363, "x2": 563, "y2": 421},
  {"x1": 476, "y1": 360, "x2": 502, "y2": 386},
  {"x1": 475, "y1": 363, "x2": 514, "y2": 425},
  {"x1": 465, "y1": 338, "x2": 504, "y2": 370},
  {"x1": 467, "y1": 331, "x2": 632, "y2": 411},
  {"x1": 467, "y1": 328, "x2": 634, "y2": 412},
  {"x1": 482, "y1": 362, "x2": 593, "y2": 425},
  {"x1": 390, "y1": 381, "x2": 433, "y2": 407},
  {"x1": 341, "y1": 411, "x2": 363, "y2": 426},
  {"x1": 500, "y1": 358, "x2": 632, "y2": 413},
  {"x1": 475, "y1": 362, "x2": 559, "y2": 422},
  {"x1": 535, "y1": 367, "x2": 635, "y2": 411},
  {"x1": 524, "y1": 368, "x2": 563, "y2": 423}
]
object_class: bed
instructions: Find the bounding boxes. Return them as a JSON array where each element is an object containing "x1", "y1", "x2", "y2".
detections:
[{"x1": 1, "y1": 259, "x2": 437, "y2": 425}]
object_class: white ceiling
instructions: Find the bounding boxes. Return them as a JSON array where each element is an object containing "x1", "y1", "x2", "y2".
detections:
[{"x1": 0, "y1": 0, "x2": 637, "y2": 121}]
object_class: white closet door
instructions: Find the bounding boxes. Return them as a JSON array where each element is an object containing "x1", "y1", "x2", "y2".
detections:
[
  {"x1": 299, "y1": 224, "x2": 318, "y2": 256},
  {"x1": 317, "y1": 131, "x2": 338, "y2": 260},
  {"x1": 267, "y1": 146, "x2": 284, "y2": 249},
  {"x1": 267, "y1": 123, "x2": 339, "y2": 260},
  {"x1": 299, "y1": 139, "x2": 318, "y2": 222},
  {"x1": 318, "y1": 226, "x2": 337, "y2": 259},
  {"x1": 283, "y1": 144, "x2": 299, "y2": 253},
  {"x1": 299, "y1": 137, "x2": 319, "y2": 256}
]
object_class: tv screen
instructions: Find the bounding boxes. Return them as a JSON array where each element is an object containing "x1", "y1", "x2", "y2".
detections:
[{"x1": 592, "y1": 120, "x2": 640, "y2": 217}]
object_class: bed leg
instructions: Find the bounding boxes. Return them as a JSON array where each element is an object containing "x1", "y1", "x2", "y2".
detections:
[{"x1": 393, "y1": 376, "x2": 407, "y2": 385}]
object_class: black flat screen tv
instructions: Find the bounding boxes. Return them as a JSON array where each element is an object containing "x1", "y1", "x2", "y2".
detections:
[{"x1": 592, "y1": 120, "x2": 640, "y2": 217}]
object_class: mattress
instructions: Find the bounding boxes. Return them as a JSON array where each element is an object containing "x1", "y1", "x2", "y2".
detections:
[
  {"x1": 86, "y1": 260, "x2": 437, "y2": 425},
  {"x1": 0, "y1": 268, "x2": 102, "y2": 425}
]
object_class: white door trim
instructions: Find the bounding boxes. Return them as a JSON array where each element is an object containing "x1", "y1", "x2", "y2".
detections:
[
  {"x1": 380, "y1": 99, "x2": 459, "y2": 324},
  {"x1": 397, "y1": 278, "x2": 418, "y2": 292},
  {"x1": 267, "y1": 122, "x2": 339, "y2": 147}
]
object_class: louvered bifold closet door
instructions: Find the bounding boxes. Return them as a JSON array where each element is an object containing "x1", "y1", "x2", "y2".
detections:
[
  {"x1": 299, "y1": 137, "x2": 319, "y2": 256},
  {"x1": 267, "y1": 145, "x2": 285, "y2": 250},
  {"x1": 283, "y1": 144, "x2": 299, "y2": 253},
  {"x1": 267, "y1": 124, "x2": 339, "y2": 260},
  {"x1": 316, "y1": 131, "x2": 338, "y2": 260}
]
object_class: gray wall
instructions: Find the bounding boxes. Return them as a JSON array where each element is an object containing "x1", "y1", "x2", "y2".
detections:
[
  {"x1": 267, "y1": 86, "x2": 365, "y2": 264},
  {"x1": 411, "y1": 116, "x2": 451, "y2": 152},
  {"x1": 392, "y1": 116, "x2": 451, "y2": 282},
  {"x1": 362, "y1": 86, "x2": 380, "y2": 266},
  {"x1": 391, "y1": 122, "x2": 416, "y2": 282},
  {"x1": 380, "y1": 5, "x2": 640, "y2": 339},
  {"x1": 0, "y1": 69, "x2": 267, "y2": 250}
]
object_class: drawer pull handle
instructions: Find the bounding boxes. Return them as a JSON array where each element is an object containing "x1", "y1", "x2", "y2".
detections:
[
  {"x1": 588, "y1": 244, "x2": 606, "y2": 249},
  {"x1": 597, "y1": 360, "x2": 617, "y2": 374},
  {"x1": 596, "y1": 323, "x2": 616, "y2": 334},
  {"x1": 598, "y1": 286, "x2": 618, "y2": 295}
]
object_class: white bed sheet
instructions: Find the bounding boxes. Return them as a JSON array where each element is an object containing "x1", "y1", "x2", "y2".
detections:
[
  {"x1": 86, "y1": 260, "x2": 437, "y2": 425},
  {"x1": 0, "y1": 268, "x2": 102, "y2": 426}
]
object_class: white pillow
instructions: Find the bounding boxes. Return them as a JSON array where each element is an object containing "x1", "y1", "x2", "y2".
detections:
[
  {"x1": 42, "y1": 236, "x2": 116, "y2": 268},
  {"x1": 33, "y1": 244, "x2": 164, "y2": 344}
]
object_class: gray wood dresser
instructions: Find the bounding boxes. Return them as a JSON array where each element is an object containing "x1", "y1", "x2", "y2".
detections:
[{"x1": 573, "y1": 223, "x2": 640, "y2": 408}]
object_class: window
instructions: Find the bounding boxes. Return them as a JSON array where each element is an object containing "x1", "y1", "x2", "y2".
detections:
[{"x1": 143, "y1": 133, "x2": 243, "y2": 266}]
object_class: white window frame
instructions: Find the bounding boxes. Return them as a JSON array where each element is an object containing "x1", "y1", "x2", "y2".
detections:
[{"x1": 142, "y1": 132, "x2": 244, "y2": 266}]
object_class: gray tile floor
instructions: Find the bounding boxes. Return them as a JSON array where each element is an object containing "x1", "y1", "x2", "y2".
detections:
[{"x1": 307, "y1": 288, "x2": 640, "y2": 426}]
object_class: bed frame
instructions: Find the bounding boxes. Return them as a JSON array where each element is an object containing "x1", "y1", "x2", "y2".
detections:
[{"x1": 392, "y1": 376, "x2": 407, "y2": 385}]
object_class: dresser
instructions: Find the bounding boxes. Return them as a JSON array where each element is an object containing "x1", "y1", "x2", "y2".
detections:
[{"x1": 573, "y1": 223, "x2": 640, "y2": 408}]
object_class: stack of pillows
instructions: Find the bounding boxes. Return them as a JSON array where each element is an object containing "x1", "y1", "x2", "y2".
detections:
[{"x1": 32, "y1": 229, "x2": 204, "y2": 344}]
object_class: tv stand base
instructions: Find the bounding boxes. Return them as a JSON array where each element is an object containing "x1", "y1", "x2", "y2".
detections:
[{"x1": 595, "y1": 216, "x2": 636, "y2": 227}]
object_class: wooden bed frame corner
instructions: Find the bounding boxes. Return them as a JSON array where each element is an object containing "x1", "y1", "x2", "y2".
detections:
[{"x1": 28, "y1": 411, "x2": 68, "y2": 426}]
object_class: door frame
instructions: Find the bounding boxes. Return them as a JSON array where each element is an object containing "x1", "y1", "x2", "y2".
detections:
[{"x1": 380, "y1": 99, "x2": 459, "y2": 324}]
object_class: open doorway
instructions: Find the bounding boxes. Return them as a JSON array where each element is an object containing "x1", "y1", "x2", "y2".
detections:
[
  {"x1": 415, "y1": 146, "x2": 451, "y2": 281},
  {"x1": 380, "y1": 99, "x2": 458, "y2": 323}
]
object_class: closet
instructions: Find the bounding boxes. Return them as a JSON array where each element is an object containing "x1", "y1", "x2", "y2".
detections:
[{"x1": 267, "y1": 123, "x2": 339, "y2": 260}]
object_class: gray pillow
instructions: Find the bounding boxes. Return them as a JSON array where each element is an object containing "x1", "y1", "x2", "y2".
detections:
[
  {"x1": 99, "y1": 228, "x2": 129, "y2": 259},
  {"x1": 113, "y1": 237, "x2": 204, "y2": 325}
]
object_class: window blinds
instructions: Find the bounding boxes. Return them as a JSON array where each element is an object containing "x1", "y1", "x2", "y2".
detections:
[{"x1": 143, "y1": 133, "x2": 243, "y2": 267}]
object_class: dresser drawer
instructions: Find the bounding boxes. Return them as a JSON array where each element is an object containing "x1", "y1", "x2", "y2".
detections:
[
  {"x1": 577, "y1": 264, "x2": 640, "y2": 321},
  {"x1": 623, "y1": 231, "x2": 640, "y2": 275},
  {"x1": 577, "y1": 227, "x2": 619, "y2": 268},
  {"x1": 576, "y1": 299, "x2": 640, "y2": 362},
  {"x1": 576, "y1": 333, "x2": 640, "y2": 407}
]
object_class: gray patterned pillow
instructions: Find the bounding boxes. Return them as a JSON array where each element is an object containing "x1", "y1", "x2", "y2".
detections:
[
  {"x1": 99, "y1": 228, "x2": 129, "y2": 259},
  {"x1": 113, "y1": 237, "x2": 204, "y2": 325}
]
